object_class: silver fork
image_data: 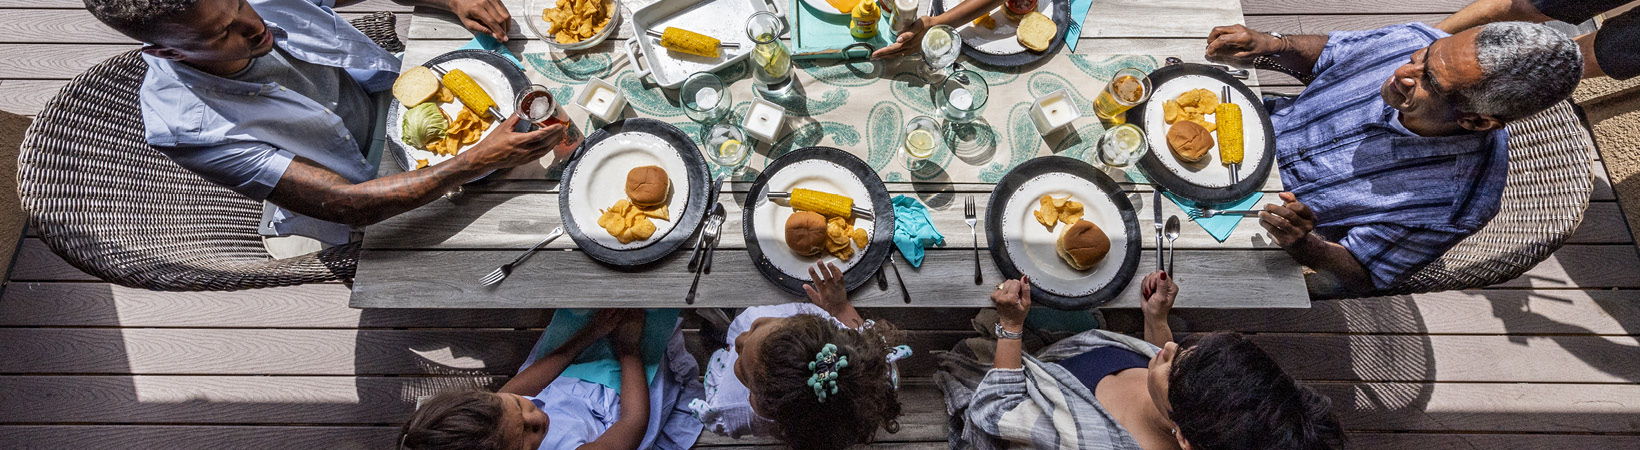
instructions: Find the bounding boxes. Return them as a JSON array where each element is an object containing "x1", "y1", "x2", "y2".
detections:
[
  {"x1": 965, "y1": 195, "x2": 981, "y2": 285},
  {"x1": 479, "y1": 226, "x2": 564, "y2": 287},
  {"x1": 1189, "y1": 208, "x2": 1261, "y2": 219},
  {"x1": 685, "y1": 207, "x2": 727, "y2": 305}
]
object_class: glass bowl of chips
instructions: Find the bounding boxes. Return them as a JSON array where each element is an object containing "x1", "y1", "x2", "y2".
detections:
[{"x1": 525, "y1": 0, "x2": 621, "y2": 51}]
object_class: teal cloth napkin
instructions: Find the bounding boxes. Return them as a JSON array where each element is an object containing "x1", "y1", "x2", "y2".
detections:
[
  {"x1": 1065, "y1": 0, "x2": 1095, "y2": 51},
  {"x1": 891, "y1": 195, "x2": 945, "y2": 267},
  {"x1": 1124, "y1": 167, "x2": 1265, "y2": 242},
  {"x1": 525, "y1": 309, "x2": 681, "y2": 393},
  {"x1": 460, "y1": 34, "x2": 524, "y2": 69}
]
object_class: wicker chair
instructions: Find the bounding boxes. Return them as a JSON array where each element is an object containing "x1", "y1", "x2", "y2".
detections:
[
  {"x1": 15, "y1": 13, "x2": 404, "y2": 291},
  {"x1": 1311, "y1": 101, "x2": 1596, "y2": 298}
]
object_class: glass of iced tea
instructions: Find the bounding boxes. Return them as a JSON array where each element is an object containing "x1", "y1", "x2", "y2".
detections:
[
  {"x1": 1092, "y1": 68, "x2": 1152, "y2": 123},
  {"x1": 515, "y1": 84, "x2": 564, "y2": 128}
]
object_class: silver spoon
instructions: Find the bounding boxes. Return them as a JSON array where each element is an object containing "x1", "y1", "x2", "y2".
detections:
[{"x1": 1164, "y1": 216, "x2": 1180, "y2": 275}]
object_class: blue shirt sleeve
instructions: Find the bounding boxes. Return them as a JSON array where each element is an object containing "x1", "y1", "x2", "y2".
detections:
[
  {"x1": 154, "y1": 142, "x2": 294, "y2": 201},
  {"x1": 1336, "y1": 222, "x2": 1468, "y2": 289}
]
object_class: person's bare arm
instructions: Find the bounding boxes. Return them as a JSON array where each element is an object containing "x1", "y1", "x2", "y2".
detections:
[
  {"x1": 1204, "y1": 25, "x2": 1327, "y2": 77},
  {"x1": 1138, "y1": 271, "x2": 1176, "y2": 349},
  {"x1": 264, "y1": 118, "x2": 561, "y2": 227},
  {"x1": 578, "y1": 311, "x2": 651, "y2": 450},
  {"x1": 991, "y1": 277, "x2": 1030, "y2": 370},
  {"x1": 1259, "y1": 192, "x2": 1375, "y2": 295},
  {"x1": 1436, "y1": 0, "x2": 1553, "y2": 33},
  {"x1": 390, "y1": 0, "x2": 514, "y2": 41},
  {"x1": 871, "y1": 0, "x2": 1004, "y2": 59},
  {"x1": 499, "y1": 309, "x2": 628, "y2": 396}
]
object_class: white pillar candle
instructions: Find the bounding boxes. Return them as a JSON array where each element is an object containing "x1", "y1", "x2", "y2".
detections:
[
  {"x1": 742, "y1": 98, "x2": 786, "y2": 142},
  {"x1": 1029, "y1": 89, "x2": 1082, "y2": 135},
  {"x1": 575, "y1": 78, "x2": 627, "y2": 123},
  {"x1": 948, "y1": 88, "x2": 973, "y2": 110}
]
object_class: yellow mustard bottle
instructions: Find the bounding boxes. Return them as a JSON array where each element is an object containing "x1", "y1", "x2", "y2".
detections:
[{"x1": 851, "y1": 0, "x2": 881, "y2": 39}]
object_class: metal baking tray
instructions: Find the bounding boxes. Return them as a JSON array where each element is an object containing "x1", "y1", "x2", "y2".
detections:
[{"x1": 624, "y1": 0, "x2": 784, "y2": 89}]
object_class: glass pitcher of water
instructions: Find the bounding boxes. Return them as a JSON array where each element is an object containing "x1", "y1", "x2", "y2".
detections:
[{"x1": 746, "y1": 12, "x2": 793, "y2": 97}]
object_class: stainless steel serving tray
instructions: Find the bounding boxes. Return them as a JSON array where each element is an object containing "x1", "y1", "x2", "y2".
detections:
[{"x1": 624, "y1": 0, "x2": 784, "y2": 89}]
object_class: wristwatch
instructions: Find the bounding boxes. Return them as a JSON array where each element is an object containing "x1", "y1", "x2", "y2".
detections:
[{"x1": 994, "y1": 323, "x2": 1024, "y2": 340}]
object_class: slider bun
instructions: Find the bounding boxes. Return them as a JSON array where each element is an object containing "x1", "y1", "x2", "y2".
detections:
[
  {"x1": 1056, "y1": 219, "x2": 1110, "y2": 271},
  {"x1": 785, "y1": 211, "x2": 828, "y2": 257},
  {"x1": 1167, "y1": 120, "x2": 1213, "y2": 163},
  {"x1": 625, "y1": 166, "x2": 671, "y2": 208}
]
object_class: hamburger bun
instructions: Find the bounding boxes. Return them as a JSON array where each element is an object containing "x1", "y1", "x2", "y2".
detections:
[
  {"x1": 392, "y1": 66, "x2": 441, "y2": 107},
  {"x1": 1056, "y1": 219, "x2": 1110, "y2": 271},
  {"x1": 785, "y1": 211, "x2": 828, "y2": 257},
  {"x1": 625, "y1": 166, "x2": 671, "y2": 208},
  {"x1": 1167, "y1": 120, "x2": 1214, "y2": 163},
  {"x1": 1016, "y1": 12, "x2": 1056, "y2": 52}
]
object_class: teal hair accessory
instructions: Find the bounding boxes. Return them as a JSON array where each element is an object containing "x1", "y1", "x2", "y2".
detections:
[{"x1": 806, "y1": 343, "x2": 849, "y2": 402}]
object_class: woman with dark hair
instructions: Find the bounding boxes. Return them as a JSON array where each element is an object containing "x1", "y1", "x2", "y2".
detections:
[{"x1": 938, "y1": 272, "x2": 1344, "y2": 450}]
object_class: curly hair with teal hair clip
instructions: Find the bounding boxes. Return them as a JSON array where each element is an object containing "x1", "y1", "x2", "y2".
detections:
[{"x1": 806, "y1": 343, "x2": 850, "y2": 402}]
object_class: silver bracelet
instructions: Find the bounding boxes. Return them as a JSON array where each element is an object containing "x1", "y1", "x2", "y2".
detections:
[{"x1": 994, "y1": 323, "x2": 1024, "y2": 340}]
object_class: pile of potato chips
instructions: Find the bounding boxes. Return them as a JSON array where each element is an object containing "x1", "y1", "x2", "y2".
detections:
[
  {"x1": 428, "y1": 108, "x2": 490, "y2": 157},
  {"x1": 1162, "y1": 88, "x2": 1219, "y2": 133},
  {"x1": 597, "y1": 199, "x2": 669, "y2": 244},
  {"x1": 1034, "y1": 195, "x2": 1084, "y2": 231},
  {"x1": 823, "y1": 217, "x2": 869, "y2": 261},
  {"x1": 543, "y1": 0, "x2": 611, "y2": 44}
]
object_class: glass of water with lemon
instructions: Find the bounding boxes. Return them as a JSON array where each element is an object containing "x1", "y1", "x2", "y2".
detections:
[
  {"x1": 1096, "y1": 123, "x2": 1149, "y2": 167},
  {"x1": 900, "y1": 116, "x2": 944, "y2": 177},
  {"x1": 705, "y1": 122, "x2": 750, "y2": 176}
]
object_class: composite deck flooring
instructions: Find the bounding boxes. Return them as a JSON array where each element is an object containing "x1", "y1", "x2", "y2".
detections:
[{"x1": 4, "y1": 0, "x2": 1640, "y2": 448}]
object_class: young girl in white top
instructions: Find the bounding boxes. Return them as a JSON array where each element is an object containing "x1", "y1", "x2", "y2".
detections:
[{"x1": 691, "y1": 262, "x2": 912, "y2": 450}]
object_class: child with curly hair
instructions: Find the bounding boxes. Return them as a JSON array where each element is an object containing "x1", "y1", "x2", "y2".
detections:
[
  {"x1": 400, "y1": 309, "x2": 705, "y2": 450},
  {"x1": 691, "y1": 262, "x2": 912, "y2": 450}
]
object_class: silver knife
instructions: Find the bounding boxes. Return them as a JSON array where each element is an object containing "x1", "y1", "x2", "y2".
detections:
[
  {"x1": 765, "y1": 191, "x2": 875, "y2": 220},
  {"x1": 426, "y1": 64, "x2": 506, "y2": 121},
  {"x1": 1153, "y1": 188, "x2": 1164, "y2": 272}
]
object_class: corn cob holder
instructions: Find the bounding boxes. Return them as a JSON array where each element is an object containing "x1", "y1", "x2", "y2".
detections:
[
  {"x1": 1216, "y1": 86, "x2": 1244, "y2": 185},
  {"x1": 428, "y1": 66, "x2": 503, "y2": 120},
  {"x1": 647, "y1": 28, "x2": 740, "y2": 58},
  {"x1": 768, "y1": 189, "x2": 875, "y2": 220}
]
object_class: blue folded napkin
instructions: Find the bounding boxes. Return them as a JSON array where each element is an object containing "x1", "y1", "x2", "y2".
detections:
[
  {"x1": 891, "y1": 195, "x2": 945, "y2": 267},
  {"x1": 1123, "y1": 167, "x2": 1265, "y2": 242},
  {"x1": 522, "y1": 309, "x2": 681, "y2": 393},
  {"x1": 460, "y1": 34, "x2": 524, "y2": 69},
  {"x1": 1065, "y1": 0, "x2": 1095, "y2": 51}
]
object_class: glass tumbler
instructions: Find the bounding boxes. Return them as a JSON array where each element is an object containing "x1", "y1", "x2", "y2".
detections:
[
  {"x1": 938, "y1": 70, "x2": 989, "y2": 124},
  {"x1": 681, "y1": 72, "x2": 731, "y2": 125}
]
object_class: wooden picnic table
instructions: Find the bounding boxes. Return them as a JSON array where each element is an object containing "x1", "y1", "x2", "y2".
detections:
[{"x1": 349, "y1": 0, "x2": 1311, "y2": 309}]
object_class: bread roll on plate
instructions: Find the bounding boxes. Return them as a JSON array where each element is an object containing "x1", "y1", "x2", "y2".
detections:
[{"x1": 1056, "y1": 219, "x2": 1110, "y2": 271}]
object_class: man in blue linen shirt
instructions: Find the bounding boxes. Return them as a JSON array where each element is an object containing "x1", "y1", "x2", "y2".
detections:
[
  {"x1": 1202, "y1": 22, "x2": 1582, "y2": 296},
  {"x1": 86, "y1": 0, "x2": 565, "y2": 248}
]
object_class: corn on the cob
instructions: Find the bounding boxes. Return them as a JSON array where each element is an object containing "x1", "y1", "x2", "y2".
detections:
[
  {"x1": 659, "y1": 27, "x2": 723, "y2": 58},
  {"x1": 442, "y1": 69, "x2": 496, "y2": 119},
  {"x1": 1216, "y1": 101, "x2": 1243, "y2": 166},
  {"x1": 791, "y1": 188, "x2": 853, "y2": 219}
]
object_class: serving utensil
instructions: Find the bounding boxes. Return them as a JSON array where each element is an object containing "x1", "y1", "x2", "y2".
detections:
[
  {"x1": 685, "y1": 206, "x2": 727, "y2": 304},
  {"x1": 1153, "y1": 189, "x2": 1164, "y2": 271},
  {"x1": 965, "y1": 195, "x2": 981, "y2": 285},
  {"x1": 1189, "y1": 208, "x2": 1260, "y2": 219},
  {"x1": 765, "y1": 191, "x2": 875, "y2": 220},
  {"x1": 1163, "y1": 57, "x2": 1249, "y2": 79},
  {"x1": 479, "y1": 227, "x2": 565, "y2": 287},
  {"x1": 1164, "y1": 216, "x2": 1180, "y2": 275},
  {"x1": 887, "y1": 254, "x2": 911, "y2": 304}
]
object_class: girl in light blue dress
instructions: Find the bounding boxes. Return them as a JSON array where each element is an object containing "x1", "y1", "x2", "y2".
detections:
[{"x1": 399, "y1": 309, "x2": 704, "y2": 450}]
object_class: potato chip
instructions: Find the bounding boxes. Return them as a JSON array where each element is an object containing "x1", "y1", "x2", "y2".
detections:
[
  {"x1": 834, "y1": 244, "x2": 855, "y2": 261},
  {"x1": 436, "y1": 86, "x2": 454, "y2": 103},
  {"x1": 851, "y1": 228, "x2": 868, "y2": 248},
  {"x1": 628, "y1": 217, "x2": 657, "y2": 240},
  {"x1": 414, "y1": 159, "x2": 429, "y2": 170},
  {"x1": 543, "y1": 0, "x2": 609, "y2": 45},
  {"x1": 826, "y1": 217, "x2": 851, "y2": 245},
  {"x1": 1167, "y1": 89, "x2": 1220, "y2": 131},
  {"x1": 1163, "y1": 100, "x2": 1182, "y2": 123},
  {"x1": 1058, "y1": 201, "x2": 1084, "y2": 224},
  {"x1": 641, "y1": 205, "x2": 669, "y2": 221},
  {"x1": 1036, "y1": 195, "x2": 1059, "y2": 228}
]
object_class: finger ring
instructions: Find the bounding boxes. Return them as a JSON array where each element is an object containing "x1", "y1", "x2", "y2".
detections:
[{"x1": 995, "y1": 283, "x2": 1007, "y2": 291}]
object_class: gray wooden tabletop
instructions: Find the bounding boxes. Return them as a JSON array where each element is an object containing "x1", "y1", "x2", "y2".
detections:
[{"x1": 349, "y1": 0, "x2": 1312, "y2": 309}]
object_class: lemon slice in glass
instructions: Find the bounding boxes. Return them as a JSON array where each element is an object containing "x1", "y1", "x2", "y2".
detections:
[
  {"x1": 905, "y1": 129, "x2": 936, "y2": 159},
  {"x1": 718, "y1": 139, "x2": 744, "y2": 159}
]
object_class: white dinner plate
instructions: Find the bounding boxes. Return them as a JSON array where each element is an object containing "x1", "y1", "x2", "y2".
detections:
[
  {"x1": 750, "y1": 159, "x2": 875, "y2": 281},
  {"x1": 1141, "y1": 74, "x2": 1270, "y2": 189},
  {"x1": 999, "y1": 172, "x2": 1131, "y2": 297},
  {"x1": 563, "y1": 132, "x2": 691, "y2": 250},
  {"x1": 389, "y1": 58, "x2": 518, "y2": 168}
]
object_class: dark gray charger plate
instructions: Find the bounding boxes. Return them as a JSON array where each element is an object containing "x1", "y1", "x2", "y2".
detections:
[
  {"x1": 384, "y1": 50, "x2": 531, "y2": 176},
  {"x1": 558, "y1": 119, "x2": 711, "y2": 268},
  {"x1": 929, "y1": 0, "x2": 1071, "y2": 68},
  {"x1": 1131, "y1": 63, "x2": 1276, "y2": 205},
  {"x1": 987, "y1": 156, "x2": 1141, "y2": 309},
  {"x1": 743, "y1": 147, "x2": 896, "y2": 297}
]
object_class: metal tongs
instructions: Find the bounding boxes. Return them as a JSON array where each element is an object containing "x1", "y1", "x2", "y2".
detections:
[
  {"x1": 765, "y1": 191, "x2": 875, "y2": 220},
  {"x1": 1223, "y1": 86, "x2": 1240, "y2": 185}
]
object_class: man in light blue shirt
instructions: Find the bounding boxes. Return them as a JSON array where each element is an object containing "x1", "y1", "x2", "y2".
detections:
[{"x1": 87, "y1": 0, "x2": 565, "y2": 246}]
